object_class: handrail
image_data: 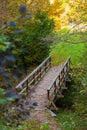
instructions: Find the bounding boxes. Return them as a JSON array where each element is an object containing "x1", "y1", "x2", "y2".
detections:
[
  {"x1": 16, "y1": 56, "x2": 51, "y2": 94},
  {"x1": 47, "y1": 56, "x2": 71, "y2": 100}
]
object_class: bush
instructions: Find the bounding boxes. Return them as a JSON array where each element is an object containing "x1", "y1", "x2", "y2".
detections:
[{"x1": 14, "y1": 11, "x2": 54, "y2": 67}]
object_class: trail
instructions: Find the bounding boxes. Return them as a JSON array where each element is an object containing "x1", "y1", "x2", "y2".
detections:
[{"x1": 26, "y1": 65, "x2": 63, "y2": 130}]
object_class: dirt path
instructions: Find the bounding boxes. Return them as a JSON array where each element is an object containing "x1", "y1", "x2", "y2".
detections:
[{"x1": 28, "y1": 65, "x2": 63, "y2": 130}]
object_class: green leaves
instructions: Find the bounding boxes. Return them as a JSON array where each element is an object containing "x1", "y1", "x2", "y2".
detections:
[
  {"x1": 0, "y1": 99, "x2": 8, "y2": 105},
  {"x1": 0, "y1": 36, "x2": 7, "y2": 42},
  {"x1": 0, "y1": 88, "x2": 7, "y2": 105},
  {"x1": 0, "y1": 88, "x2": 5, "y2": 95},
  {"x1": 40, "y1": 122, "x2": 50, "y2": 130},
  {"x1": 0, "y1": 36, "x2": 11, "y2": 51}
]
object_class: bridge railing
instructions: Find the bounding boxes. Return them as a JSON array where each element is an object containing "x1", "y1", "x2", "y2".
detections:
[
  {"x1": 16, "y1": 56, "x2": 51, "y2": 94},
  {"x1": 47, "y1": 56, "x2": 71, "y2": 101}
]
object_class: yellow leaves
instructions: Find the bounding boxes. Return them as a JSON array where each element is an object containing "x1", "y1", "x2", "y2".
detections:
[
  {"x1": 27, "y1": 0, "x2": 50, "y2": 13},
  {"x1": 0, "y1": 0, "x2": 67, "y2": 30},
  {"x1": 49, "y1": 1, "x2": 67, "y2": 30},
  {"x1": 68, "y1": 0, "x2": 87, "y2": 23}
]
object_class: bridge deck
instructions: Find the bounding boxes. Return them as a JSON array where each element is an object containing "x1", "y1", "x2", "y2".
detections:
[{"x1": 30, "y1": 64, "x2": 63, "y2": 110}]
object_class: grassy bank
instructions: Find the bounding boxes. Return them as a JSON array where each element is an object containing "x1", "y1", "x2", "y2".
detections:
[{"x1": 50, "y1": 29, "x2": 86, "y2": 66}]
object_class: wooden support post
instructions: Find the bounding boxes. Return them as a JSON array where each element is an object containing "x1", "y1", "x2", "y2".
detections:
[
  {"x1": 26, "y1": 80, "x2": 29, "y2": 93},
  {"x1": 49, "y1": 57, "x2": 51, "y2": 68},
  {"x1": 47, "y1": 90, "x2": 50, "y2": 100},
  {"x1": 58, "y1": 75, "x2": 61, "y2": 89},
  {"x1": 39, "y1": 67, "x2": 41, "y2": 78},
  {"x1": 61, "y1": 81, "x2": 67, "y2": 90},
  {"x1": 51, "y1": 100, "x2": 58, "y2": 111},
  {"x1": 33, "y1": 73, "x2": 36, "y2": 84},
  {"x1": 45, "y1": 62, "x2": 47, "y2": 72}
]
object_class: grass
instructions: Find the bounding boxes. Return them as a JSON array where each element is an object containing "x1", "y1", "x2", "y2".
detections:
[
  {"x1": 0, "y1": 120, "x2": 50, "y2": 130},
  {"x1": 56, "y1": 110, "x2": 87, "y2": 130},
  {"x1": 56, "y1": 110, "x2": 76, "y2": 130},
  {"x1": 50, "y1": 42, "x2": 85, "y2": 66},
  {"x1": 50, "y1": 29, "x2": 87, "y2": 66}
]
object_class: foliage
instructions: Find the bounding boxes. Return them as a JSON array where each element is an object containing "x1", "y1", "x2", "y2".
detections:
[
  {"x1": 56, "y1": 110, "x2": 87, "y2": 130},
  {"x1": 0, "y1": 88, "x2": 7, "y2": 105},
  {"x1": 50, "y1": 29, "x2": 86, "y2": 66},
  {"x1": 0, "y1": 0, "x2": 26, "y2": 25},
  {"x1": 0, "y1": 0, "x2": 69, "y2": 30},
  {"x1": 49, "y1": 0, "x2": 65, "y2": 30},
  {"x1": 40, "y1": 122, "x2": 50, "y2": 130},
  {"x1": 27, "y1": 0, "x2": 50, "y2": 13},
  {"x1": 0, "y1": 6, "x2": 54, "y2": 83},
  {"x1": 0, "y1": 35, "x2": 18, "y2": 88},
  {"x1": 57, "y1": 65, "x2": 87, "y2": 130},
  {"x1": 0, "y1": 120, "x2": 50, "y2": 130},
  {"x1": 68, "y1": 0, "x2": 87, "y2": 23},
  {"x1": 8, "y1": 10, "x2": 54, "y2": 66},
  {"x1": 0, "y1": 35, "x2": 16, "y2": 130}
]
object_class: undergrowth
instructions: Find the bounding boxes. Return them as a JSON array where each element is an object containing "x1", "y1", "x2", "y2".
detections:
[
  {"x1": 0, "y1": 120, "x2": 50, "y2": 130},
  {"x1": 56, "y1": 110, "x2": 87, "y2": 130}
]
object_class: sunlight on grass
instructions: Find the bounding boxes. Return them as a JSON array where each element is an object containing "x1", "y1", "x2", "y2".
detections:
[
  {"x1": 50, "y1": 27, "x2": 87, "y2": 66},
  {"x1": 50, "y1": 42, "x2": 85, "y2": 66}
]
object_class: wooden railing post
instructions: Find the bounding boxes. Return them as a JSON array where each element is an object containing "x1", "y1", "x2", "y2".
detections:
[
  {"x1": 54, "y1": 81, "x2": 57, "y2": 94},
  {"x1": 47, "y1": 90, "x2": 50, "y2": 100},
  {"x1": 49, "y1": 56, "x2": 51, "y2": 68},
  {"x1": 45, "y1": 62, "x2": 47, "y2": 72},
  {"x1": 58, "y1": 75, "x2": 61, "y2": 89},
  {"x1": 39, "y1": 67, "x2": 41, "y2": 79}
]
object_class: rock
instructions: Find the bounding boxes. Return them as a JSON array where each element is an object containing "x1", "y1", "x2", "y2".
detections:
[
  {"x1": 30, "y1": 101, "x2": 38, "y2": 108},
  {"x1": 31, "y1": 101, "x2": 38, "y2": 106}
]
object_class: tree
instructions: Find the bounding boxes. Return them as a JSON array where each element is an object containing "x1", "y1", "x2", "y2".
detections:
[
  {"x1": 68, "y1": 0, "x2": 87, "y2": 23},
  {"x1": 0, "y1": 0, "x2": 68, "y2": 30}
]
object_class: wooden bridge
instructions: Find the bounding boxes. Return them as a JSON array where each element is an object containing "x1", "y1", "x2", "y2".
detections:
[{"x1": 16, "y1": 56, "x2": 71, "y2": 110}]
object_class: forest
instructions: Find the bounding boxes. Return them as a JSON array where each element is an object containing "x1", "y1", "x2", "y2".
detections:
[{"x1": 0, "y1": 0, "x2": 87, "y2": 130}]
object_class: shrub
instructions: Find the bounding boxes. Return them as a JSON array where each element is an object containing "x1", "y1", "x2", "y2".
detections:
[{"x1": 12, "y1": 10, "x2": 54, "y2": 66}]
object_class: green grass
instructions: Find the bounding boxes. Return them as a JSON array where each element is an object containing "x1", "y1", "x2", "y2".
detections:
[
  {"x1": 50, "y1": 30, "x2": 86, "y2": 66},
  {"x1": 56, "y1": 110, "x2": 76, "y2": 130},
  {"x1": 56, "y1": 110, "x2": 87, "y2": 130},
  {"x1": 50, "y1": 42, "x2": 85, "y2": 66}
]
